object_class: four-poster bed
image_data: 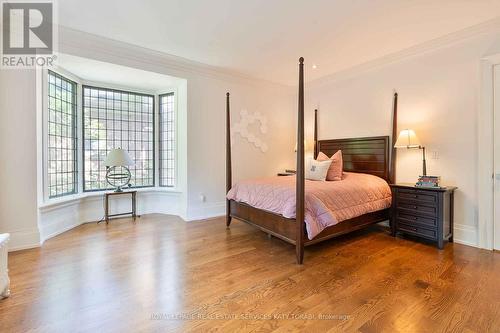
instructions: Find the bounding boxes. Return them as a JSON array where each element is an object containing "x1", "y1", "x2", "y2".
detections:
[{"x1": 226, "y1": 57, "x2": 398, "y2": 264}]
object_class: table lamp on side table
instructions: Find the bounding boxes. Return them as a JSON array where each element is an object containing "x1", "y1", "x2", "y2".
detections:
[
  {"x1": 394, "y1": 129, "x2": 427, "y2": 176},
  {"x1": 104, "y1": 148, "x2": 135, "y2": 192}
]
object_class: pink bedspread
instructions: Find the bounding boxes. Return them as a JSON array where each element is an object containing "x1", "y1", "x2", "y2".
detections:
[{"x1": 226, "y1": 172, "x2": 392, "y2": 240}]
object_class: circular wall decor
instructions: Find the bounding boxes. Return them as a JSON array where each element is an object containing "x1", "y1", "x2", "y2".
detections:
[{"x1": 231, "y1": 109, "x2": 268, "y2": 153}]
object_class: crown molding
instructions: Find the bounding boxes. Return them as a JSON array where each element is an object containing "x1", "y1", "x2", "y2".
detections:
[
  {"x1": 58, "y1": 26, "x2": 293, "y2": 89},
  {"x1": 309, "y1": 17, "x2": 500, "y2": 88},
  {"x1": 58, "y1": 17, "x2": 500, "y2": 90}
]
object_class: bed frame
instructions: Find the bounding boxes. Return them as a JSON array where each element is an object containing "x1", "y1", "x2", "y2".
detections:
[{"x1": 226, "y1": 57, "x2": 399, "y2": 264}]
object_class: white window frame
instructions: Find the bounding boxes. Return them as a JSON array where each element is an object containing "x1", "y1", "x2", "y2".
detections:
[
  {"x1": 158, "y1": 90, "x2": 178, "y2": 188},
  {"x1": 41, "y1": 67, "x2": 83, "y2": 204}
]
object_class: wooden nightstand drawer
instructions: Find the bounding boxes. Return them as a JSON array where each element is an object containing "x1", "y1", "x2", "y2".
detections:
[
  {"x1": 396, "y1": 212, "x2": 437, "y2": 228},
  {"x1": 398, "y1": 189, "x2": 438, "y2": 205},
  {"x1": 397, "y1": 222, "x2": 437, "y2": 240},
  {"x1": 397, "y1": 202, "x2": 438, "y2": 217}
]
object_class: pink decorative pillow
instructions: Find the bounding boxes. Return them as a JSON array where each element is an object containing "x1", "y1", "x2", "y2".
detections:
[{"x1": 317, "y1": 150, "x2": 343, "y2": 181}]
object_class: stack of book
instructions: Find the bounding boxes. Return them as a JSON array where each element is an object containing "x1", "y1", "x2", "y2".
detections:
[{"x1": 416, "y1": 175, "x2": 441, "y2": 188}]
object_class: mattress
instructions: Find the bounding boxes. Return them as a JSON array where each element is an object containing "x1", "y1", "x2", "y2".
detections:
[{"x1": 226, "y1": 172, "x2": 392, "y2": 240}]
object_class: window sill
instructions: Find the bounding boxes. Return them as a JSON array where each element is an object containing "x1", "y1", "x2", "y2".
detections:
[{"x1": 39, "y1": 187, "x2": 182, "y2": 212}]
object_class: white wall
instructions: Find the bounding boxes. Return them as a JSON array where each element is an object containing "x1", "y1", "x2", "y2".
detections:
[
  {"x1": 306, "y1": 31, "x2": 500, "y2": 247},
  {"x1": 185, "y1": 75, "x2": 294, "y2": 220},
  {"x1": 0, "y1": 28, "x2": 295, "y2": 250},
  {"x1": 0, "y1": 70, "x2": 41, "y2": 250}
]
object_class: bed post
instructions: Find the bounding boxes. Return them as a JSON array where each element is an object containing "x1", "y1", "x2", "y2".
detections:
[
  {"x1": 390, "y1": 92, "x2": 398, "y2": 184},
  {"x1": 296, "y1": 57, "x2": 305, "y2": 264},
  {"x1": 313, "y1": 109, "x2": 318, "y2": 159},
  {"x1": 226, "y1": 92, "x2": 232, "y2": 228}
]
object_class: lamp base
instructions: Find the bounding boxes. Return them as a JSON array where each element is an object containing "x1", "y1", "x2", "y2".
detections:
[
  {"x1": 421, "y1": 146, "x2": 427, "y2": 176},
  {"x1": 106, "y1": 166, "x2": 131, "y2": 193}
]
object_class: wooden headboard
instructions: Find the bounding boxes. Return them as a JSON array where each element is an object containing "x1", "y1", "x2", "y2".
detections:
[{"x1": 316, "y1": 136, "x2": 390, "y2": 181}]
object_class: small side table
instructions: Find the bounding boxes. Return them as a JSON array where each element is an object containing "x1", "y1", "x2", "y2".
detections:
[
  {"x1": 102, "y1": 190, "x2": 139, "y2": 224},
  {"x1": 277, "y1": 169, "x2": 296, "y2": 176},
  {"x1": 390, "y1": 183, "x2": 457, "y2": 249}
]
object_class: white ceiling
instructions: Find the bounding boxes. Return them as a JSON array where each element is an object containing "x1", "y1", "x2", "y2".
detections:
[{"x1": 58, "y1": 0, "x2": 500, "y2": 85}]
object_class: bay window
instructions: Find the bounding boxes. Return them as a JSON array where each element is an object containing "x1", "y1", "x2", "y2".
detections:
[{"x1": 44, "y1": 69, "x2": 177, "y2": 201}]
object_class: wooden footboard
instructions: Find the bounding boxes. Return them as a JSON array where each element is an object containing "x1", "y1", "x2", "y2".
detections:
[{"x1": 230, "y1": 200, "x2": 299, "y2": 244}]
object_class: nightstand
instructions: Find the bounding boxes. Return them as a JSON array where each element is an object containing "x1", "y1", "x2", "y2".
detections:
[
  {"x1": 277, "y1": 169, "x2": 296, "y2": 176},
  {"x1": 390, "y1": 184, "x2": 457, "y2": 249}
]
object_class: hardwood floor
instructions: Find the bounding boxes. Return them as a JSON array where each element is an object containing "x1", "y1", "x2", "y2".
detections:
[{"x1": 0, "y1": 214, "x2": 499, "y2": 332}]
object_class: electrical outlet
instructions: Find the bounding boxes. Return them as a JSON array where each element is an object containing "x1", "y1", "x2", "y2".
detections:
[
  {"x1": 431, "y1": 150, "x2": 439, "y2": 160},
  {"x1": 199, "y1": 193, "x2": 206, "y2": 202}
]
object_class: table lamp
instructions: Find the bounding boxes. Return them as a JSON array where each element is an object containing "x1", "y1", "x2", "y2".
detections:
[
  {"x1": 394, "y1": 129, "x2": 427, "y2": 176},
  {"x1": 104, "y1": 148, "x2": 134, "y2": 192}
]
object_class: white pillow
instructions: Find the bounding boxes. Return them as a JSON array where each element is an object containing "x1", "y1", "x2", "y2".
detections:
[{"x1": 305, "y1": 158, "x2": 332, "y2": 181}]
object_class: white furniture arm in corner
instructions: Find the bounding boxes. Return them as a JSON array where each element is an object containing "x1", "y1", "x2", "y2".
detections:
[{"x1": 0, "y1": 233, "x2": 10, "y2": 299}]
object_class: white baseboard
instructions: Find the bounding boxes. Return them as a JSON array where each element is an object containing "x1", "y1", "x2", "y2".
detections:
[
  {"x1": 453, "y1": 224, "x2": 478, "y2": 248},
  {"x1": 7, "y1": 228, "x2": 41, "y2": 252},
  {"x1": 40, "y1": 220, "x2": 82, "y2": 244},
  {"x1": 183, "y1": 202, "x2": 226, "y2": 222},
  {"x1": 379, "y1": 220, "x2": 478, "y2": 248}
]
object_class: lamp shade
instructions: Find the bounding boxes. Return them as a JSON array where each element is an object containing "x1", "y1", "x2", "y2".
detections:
[
  {"x1": 104, "y1": 148, "x2": 134, "y2": 167},
  {"x1": 394, "y1": 129, "x2": 421, "y2": 148}
]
